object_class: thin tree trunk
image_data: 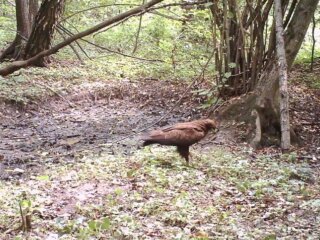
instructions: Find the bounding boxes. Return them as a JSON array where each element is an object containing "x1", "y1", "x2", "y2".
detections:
[
  {"x1": 132, "y1": 0, "x2": 145, "y2": 54},
  {"x1": 274, "y1": 0, "x2": 290, "y2": 150},
  {"x1": 0, "y1": 0, "x2": 32, "y2": 61},
  {"x1": 310, "y1": 14, "x2": 316, "y2": 71},
  {"x1": 223, "y1": 0, "x2": 230, "y2": 73},
  {"x1": 16, "y1": 0, "x2": 32, "y2": 38}
]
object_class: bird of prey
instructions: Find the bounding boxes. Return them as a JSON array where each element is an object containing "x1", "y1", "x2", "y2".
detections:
[{"x1": 142, "y1": 119, "x2": 217, "y2": 164}]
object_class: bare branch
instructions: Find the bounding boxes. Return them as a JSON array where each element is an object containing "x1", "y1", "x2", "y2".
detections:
[
  {"x1": 80, "y1": 37, "x2": 164, "y2": 63},
  {"x1": 148, "y1": 0, "x2": 209, "y2": 11},
  {"x1": 57, "y1": 24, "x2": 91, "y2": 60},
  {"x1": 60, "y1": 3, "x2": 140, "y2": 23},
  {"x1": 56, "y1": 28, "x2": 84, "y2": 63},
  {"x1": 132, "y1": 0, "x2": 145, "y2": 54},
  {"x1": 151, "y1": 10, "x2": 185, "y2": 21}
]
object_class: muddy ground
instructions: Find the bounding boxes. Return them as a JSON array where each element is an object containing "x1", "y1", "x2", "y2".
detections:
[
  {"x1": 0, "y1": 80, "x2": 211, "y2": 179},
  {"x1": 0, "y1": 74, "x2": 319, "y2": 180}
]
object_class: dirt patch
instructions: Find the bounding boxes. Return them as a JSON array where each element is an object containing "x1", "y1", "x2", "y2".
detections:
[
  {"x1": 290, "y1": 86, "x2": 320, "y2": 154},
  {"x1": 0, "y1": 79, "x2": 209, "y2": 179}
]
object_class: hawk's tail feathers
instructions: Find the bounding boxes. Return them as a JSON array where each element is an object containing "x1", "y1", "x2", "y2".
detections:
[{"x1": 142, "y1": 140, "x2": 154, "y2": 147}]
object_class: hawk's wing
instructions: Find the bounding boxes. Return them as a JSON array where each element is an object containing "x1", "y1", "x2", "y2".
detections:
[
  {"x1": 161, "y1": 122, "x2": 203, "y2": 132},
  {"x1": 144, "y1": 126, "x2": 206, "y2": 146}
]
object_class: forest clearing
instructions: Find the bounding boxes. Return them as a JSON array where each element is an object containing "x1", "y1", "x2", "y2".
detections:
[{"x1": 0, "y1": 0, "x2": 319, "y2": 239}]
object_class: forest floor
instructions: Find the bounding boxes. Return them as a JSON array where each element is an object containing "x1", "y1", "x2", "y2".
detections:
[{"x1": 0, "y1": 62, "x2": 319, "y2": 239}]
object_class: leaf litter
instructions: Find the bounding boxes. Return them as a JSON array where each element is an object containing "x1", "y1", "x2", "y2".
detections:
[{"x1": 0, "y1": 70, "x2": 319, "y2": 239}]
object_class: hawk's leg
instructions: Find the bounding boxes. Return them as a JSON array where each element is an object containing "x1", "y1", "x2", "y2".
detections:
[{"x1": 177, "y1": 146, "x2": 190, "y2": 165}]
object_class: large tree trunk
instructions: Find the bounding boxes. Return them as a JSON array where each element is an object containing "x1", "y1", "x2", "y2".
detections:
[
  {"x1": 0, "y1": 0, "x2": 35, "y2": 61},
  {"x1": 23, "y1": 0, "x2": 66, "y2": 66},
  {"x1": 218, "y1": 0, "x2": 319, "y2": 148}
]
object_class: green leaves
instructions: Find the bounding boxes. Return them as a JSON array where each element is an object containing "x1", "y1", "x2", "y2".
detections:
[
  {"x1": 20, "y1": 199, "x2": 32, "y2": 209},
  {"x1": 88, "y1": 217, "x2": 111, "y2": 231},
  {"x1": 0, "y1": 144, "x2": 318, "y2": 239},
  {"x1": 36, "y1": 175, "x2": 50, "y2": 181},
  {"x1": 263, "y1": 234, "x2": 277, "y2": 240}
]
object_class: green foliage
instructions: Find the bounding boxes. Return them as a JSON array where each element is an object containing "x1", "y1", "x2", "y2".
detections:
[
  {"x1": 54, "y1": 0, "x2": 218, "y2": 81},
  {"x1": 295, "y1": 41, "x2": 320, "y2": 64},
  {"x1": 1, "y1": 0, "x2": 319, "y2": 88},
  {"x1": 0, "y1": 74, "x2": 40, "y2": 105},
  {"x1": 0, "y1": 3, "x2": 15, "y2": 48}
]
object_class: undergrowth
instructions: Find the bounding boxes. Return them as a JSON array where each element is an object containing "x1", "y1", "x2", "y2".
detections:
[{"x1": 1, "y1": 146, "x2": 319, "y2": 239}]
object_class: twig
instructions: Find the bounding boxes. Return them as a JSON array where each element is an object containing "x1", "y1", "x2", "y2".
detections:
[
  {"x1": 132, "y1": 0, "x2": 145, "y2": 54},
  {"x1": 151, "y1": 10, "x2": 185, "y2": 21},
  {"x1": 61, "y1": 17, "x2": 163, "y2": 62},
  {"x1": 147, "y1": 0, "x2": 209, "y2": 12},
  {"x1": 60, "y1": 3, "x2": 140, "y2": 23},
  {"x1": 310, "y1": 14, "x2": 316, "y2": 71},
  {"x1": 92, "y1": 11, "x2": 142, "y2": 37},
  {"x1": 19, "y1": 201, "x2": 26, "y2": 232},
  {"x1": 56, "y1": 28, "x2": 85, "y2": 64},
  {"x1": 78, "y1": 36, "x2": 164, "y2": 63},
  {"x1": 32, "y1": 81, "x2": 75, "y2": 108},
  {"x1": 19, "y1": 203, "x2": 25, "y2": 230},
  {"x1": 58, "y1": 24, "x2": 91, "y2": 60}
]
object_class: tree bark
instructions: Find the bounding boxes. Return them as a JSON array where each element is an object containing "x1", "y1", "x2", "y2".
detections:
[
  {"x1": 0, "y1": 0, "x2": 33, "y2": 61},
  {"x1": 28, "y1": 0, "x2": 39, "y2": 24},
  {"x1": 23, "y1": 0, "x2": 66, "y2": 66},
  {"x1": 274, "y1": 0, "x2": 290, "y2": 150},
  {"x1": 0, "y1": 0, "x2": 164, "y2": 76}
]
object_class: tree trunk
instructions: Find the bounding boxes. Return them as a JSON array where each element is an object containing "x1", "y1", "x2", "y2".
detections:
[
  {"x1": 218, "y1": 0, "x2": 319, "y2": 148},
  {"x1": 28, "y1": 0, "x2": 39, "y2": 24},
  {"x1": 274, "y1": 0, "x2": 290, "y2": 150},
  {"x1": 0, "y1": 0, "x2": 34, "y2": 61},
  {"x1": 23, "y1": 0, "x2": 66, "y2": 66}
]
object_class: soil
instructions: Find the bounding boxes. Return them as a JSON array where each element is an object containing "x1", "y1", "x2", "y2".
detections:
[
  {"x1": 0, "y1": 69, "x2": 319, "y2": 180},
  {"x1": 0, "y1": 79, "x2": 210, "y2": 180}
]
